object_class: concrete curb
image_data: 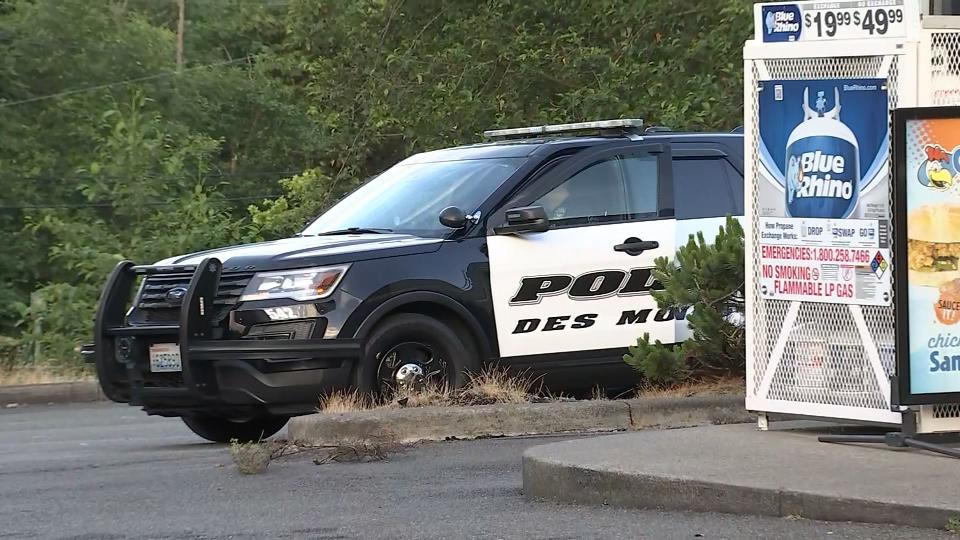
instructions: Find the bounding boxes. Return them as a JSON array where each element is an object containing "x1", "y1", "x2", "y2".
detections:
[
  {"x1": 287, "y1": 393, "x2": 749, "y2": 445},
  {"x1": 0, "y1": 381, "x2": 105, "y2": 406},
  {"x1": 521, "y1": 432, "x2": 957, "y2": 531}
]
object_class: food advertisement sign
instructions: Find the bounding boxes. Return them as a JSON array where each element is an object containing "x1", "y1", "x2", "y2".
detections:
[
  {"x1": 757, "y1": 77, "x2": 892, "y2": 306},
  {"x1": 895, "y1": 107, "x2": 960, "y2": 404}
]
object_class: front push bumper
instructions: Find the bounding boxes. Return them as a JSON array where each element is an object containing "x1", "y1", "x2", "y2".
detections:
[{"x1": 86, "y1": 257, "x2": 360, "y2": 416}]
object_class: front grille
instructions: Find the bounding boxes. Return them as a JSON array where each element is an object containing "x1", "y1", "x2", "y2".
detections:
[{"x1": 133, "y1": 271, "x2": 254, "y2": 323}]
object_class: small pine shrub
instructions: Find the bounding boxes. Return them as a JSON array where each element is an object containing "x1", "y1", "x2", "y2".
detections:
[
  {"x1": 623, "y1": 333, "x2": 688, "y2": 386},
  {"x1": 624, "y1": 215, "x2": 745, "y2": 386}
]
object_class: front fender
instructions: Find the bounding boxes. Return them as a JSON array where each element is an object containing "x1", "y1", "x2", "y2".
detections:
[{"x1": 349, "y1": 291, "x2": 494, "y2": 360}]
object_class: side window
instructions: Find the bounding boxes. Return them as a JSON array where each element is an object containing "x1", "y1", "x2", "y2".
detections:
[
  {"x1": 727, "y1": 159, "x2": 745, "y2": 215},
  {"x1": 623, "y1": 154, "x2": 659, "y2": 218},
  {"x1": 672, "y1": 157, "x2": 739, "y2": 219},
  {"x1": 534, "y1": 158, "x2": 626, "y2": 225}
]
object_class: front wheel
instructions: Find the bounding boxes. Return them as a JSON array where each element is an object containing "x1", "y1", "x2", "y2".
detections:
[
  {"x1": 181, "y1": 414, "x2": 288, "y2": 443},
  {"x1": 355, "y1": 313, "x2": 480, "y2": 397}
]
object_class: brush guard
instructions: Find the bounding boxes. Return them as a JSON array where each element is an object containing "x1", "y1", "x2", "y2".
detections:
[{"x1": 87, "y1": 257, "x2": 360, "y2": 408}]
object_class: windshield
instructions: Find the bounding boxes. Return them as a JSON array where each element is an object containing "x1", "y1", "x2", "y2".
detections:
[{"x1": 302, "y1": 157, "x2": 524, "y2": 237}]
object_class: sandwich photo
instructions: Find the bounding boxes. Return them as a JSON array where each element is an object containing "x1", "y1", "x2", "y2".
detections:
[{"x1": 907, "y1": 204, "x2": 960, "y2": 288}]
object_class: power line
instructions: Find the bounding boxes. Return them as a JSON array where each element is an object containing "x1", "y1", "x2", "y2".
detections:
[
  {"x1": 0, "y1": 194, "x2": 281, "y2": 210},
  {"x1": 0, "y1": 56, "x2": 253, "y2": 108},
  {"x1": 6, "y1": 170, "x2": 301, "y2": 183}
]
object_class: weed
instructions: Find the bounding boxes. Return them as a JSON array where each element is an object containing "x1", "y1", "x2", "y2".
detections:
[
  {"x1": 229, "y1": 439, "x2": 272, "y2": 475},
  {"x1": 946, "y1": 516, "x2": 960, "y2": 534}
]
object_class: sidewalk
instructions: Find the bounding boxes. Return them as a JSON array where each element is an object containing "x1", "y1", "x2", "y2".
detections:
[{"x1": 522, "y1": 421, "x2": 960, "y2": 530}]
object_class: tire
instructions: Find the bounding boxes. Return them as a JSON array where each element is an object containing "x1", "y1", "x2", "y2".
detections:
[
  {"x1": 181, "y1": 414, "x2": 288, "y2": 443},
  {"x1": 354, "y1": 313, "x2": 480, "y2": 395}
]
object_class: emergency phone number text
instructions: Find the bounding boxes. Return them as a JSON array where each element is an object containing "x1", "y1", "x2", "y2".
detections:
[{"x1": 760, "y1": 245, "x2": 871, "y2": 263}]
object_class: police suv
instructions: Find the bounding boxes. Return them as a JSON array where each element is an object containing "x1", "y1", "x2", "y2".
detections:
[{"x1": 86, "y1": 119, "x2": 744, "y2": 442}]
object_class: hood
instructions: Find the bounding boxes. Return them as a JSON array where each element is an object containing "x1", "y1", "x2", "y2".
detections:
[{"x1": 154, "y1": 234, "x2": 443, "y2": 271}]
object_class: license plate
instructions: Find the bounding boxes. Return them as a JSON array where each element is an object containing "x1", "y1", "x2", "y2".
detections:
[{"x1": 149, "y1": 343, "x2": 182, "y2": 373}]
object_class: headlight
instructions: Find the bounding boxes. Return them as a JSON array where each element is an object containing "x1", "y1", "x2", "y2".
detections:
[{"x1": 239, "y1": 265, "x2": 349, "y2": 302}]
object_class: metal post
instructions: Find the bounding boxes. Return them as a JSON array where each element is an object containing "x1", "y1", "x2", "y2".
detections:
[{"x1": 30, "y1": 291, "x2": 44, "y2": 362}]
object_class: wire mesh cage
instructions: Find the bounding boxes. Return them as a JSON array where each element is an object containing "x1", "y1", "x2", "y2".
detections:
[
  {"x1": 747, "y1": 23, "x2": 960, "y2": 428},
  {"x1": 745, "y1": 54, "x2": 902, "y2": 424}
]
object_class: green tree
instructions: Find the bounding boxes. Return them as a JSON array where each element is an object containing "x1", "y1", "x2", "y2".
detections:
[
  {"x1": 0, "y1": 0, "x2": 314, "y2": 338},
  {"x1": 250, "y1": 0, "x2": 755, "y2": 235},
  {"x1": 1, "y1": 0, "x2": 758, "y2": 372}
]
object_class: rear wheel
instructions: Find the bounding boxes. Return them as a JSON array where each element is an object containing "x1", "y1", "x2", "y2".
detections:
[
  {"x1": 355, "y1": 313, "x2": 479, "y2": 397},
  {"x1": 181, "y1": 414, "x2": 288, "y2": 443}
]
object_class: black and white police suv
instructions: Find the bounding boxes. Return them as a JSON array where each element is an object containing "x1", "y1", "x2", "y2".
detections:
[{"x1": 85, "y1": 119, "x2": 744, "y2": 442}]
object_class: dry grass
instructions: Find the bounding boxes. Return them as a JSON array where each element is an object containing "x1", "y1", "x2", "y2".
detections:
[
  {"x1": 635, "y1": 377, "x2": 745, "y2": 399},
  {"x1": 318, "y1": 390, "x2": 375, "y2": 413},
  {"x1": 316, "y1": 365, "x2": 535, "y2": 413},
  {"x1": 313, "y1": 369, "x2": 744, "y2": 415},
  {"x1": 0, "y1": 367, "x2": 93, "y2": 386},
  {"x1": 393, "y1": 380, "x2": 451, "y2": 407},
  {"x1": 457, "y1": 366, "x2": 532, "y2": 405}
]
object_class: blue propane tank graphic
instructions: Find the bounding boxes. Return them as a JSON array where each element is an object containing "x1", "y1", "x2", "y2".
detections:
[{"x1": 784, "y1": 88, "x2": 860, "y2": 218}]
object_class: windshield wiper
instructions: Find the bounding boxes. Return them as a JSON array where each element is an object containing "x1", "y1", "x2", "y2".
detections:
[{"x1": 313, "y1": 227, "x2": 393, "y2": 236}]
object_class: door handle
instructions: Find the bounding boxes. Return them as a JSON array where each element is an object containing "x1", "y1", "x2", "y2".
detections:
[{"x1": 614, "y1": 237, "x2": 659, "y2": 256}]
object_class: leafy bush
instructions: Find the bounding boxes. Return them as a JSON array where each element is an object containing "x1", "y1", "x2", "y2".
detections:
[
  {"x1": 624, "y1": 216, "x2": 745, "y2": 385},
  {"x1": 14, "y1": 284, "x2": 98, "y2": 374}
]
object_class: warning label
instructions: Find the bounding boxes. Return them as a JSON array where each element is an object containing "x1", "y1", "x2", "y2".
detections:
[{"x1": 758, "y1": 217, "x2": 891, "y2": 306}]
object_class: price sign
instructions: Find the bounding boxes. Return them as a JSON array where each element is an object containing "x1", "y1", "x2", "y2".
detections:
[{"x1": 759, "y1": 1, "x2": 907, "y2": 43}]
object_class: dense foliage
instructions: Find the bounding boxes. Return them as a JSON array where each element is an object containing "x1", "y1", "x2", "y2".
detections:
[
  {"x1": 623, "y1": 216, "x2": 746, "y2": 385},
  {"x1": 1, "y1": 0, "x2": 755, "y2": 371}
]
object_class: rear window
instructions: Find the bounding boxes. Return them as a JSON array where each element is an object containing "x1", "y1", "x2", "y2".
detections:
[{"x1": 672, "y1": 157, "x2": 743, "y2": 220}]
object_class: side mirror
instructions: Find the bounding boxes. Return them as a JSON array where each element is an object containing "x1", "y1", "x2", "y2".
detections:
[
  {"x1": 439, "y1": 206, "x2": 468, "y2": 229},
  {"x1": 494, "y1": 206, "x2": 550, "y2": 235}
]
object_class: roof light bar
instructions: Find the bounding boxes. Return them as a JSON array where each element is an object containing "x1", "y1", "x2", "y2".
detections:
[{"x1": 483, "y1": 118, "x2": 644, "y2": 139}]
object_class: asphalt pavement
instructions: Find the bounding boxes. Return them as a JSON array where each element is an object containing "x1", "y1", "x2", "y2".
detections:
[{"x1": 0, "y1": 402, "x2": 951, "y2": 539}]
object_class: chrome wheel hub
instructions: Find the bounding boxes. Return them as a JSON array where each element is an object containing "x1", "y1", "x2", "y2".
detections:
[
  {"x1": 376, "y1": 341, "x2": 447, "y2": 397},
  {"x1": 394, "y1": 363, "x2": 425, "y2": 390}
]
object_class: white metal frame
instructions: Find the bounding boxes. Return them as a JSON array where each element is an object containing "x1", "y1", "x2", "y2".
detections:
[{"x1": 744, "y1": 3, "x2": 928, "y2": 426}]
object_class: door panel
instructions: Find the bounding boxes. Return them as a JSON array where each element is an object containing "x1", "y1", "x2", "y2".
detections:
[
  {"x1": 488, "y1": 220, "x2": 676, "y2": 356},
  {"x1": 487, "y1": 143, "x2": 677, "y2": 358}
]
